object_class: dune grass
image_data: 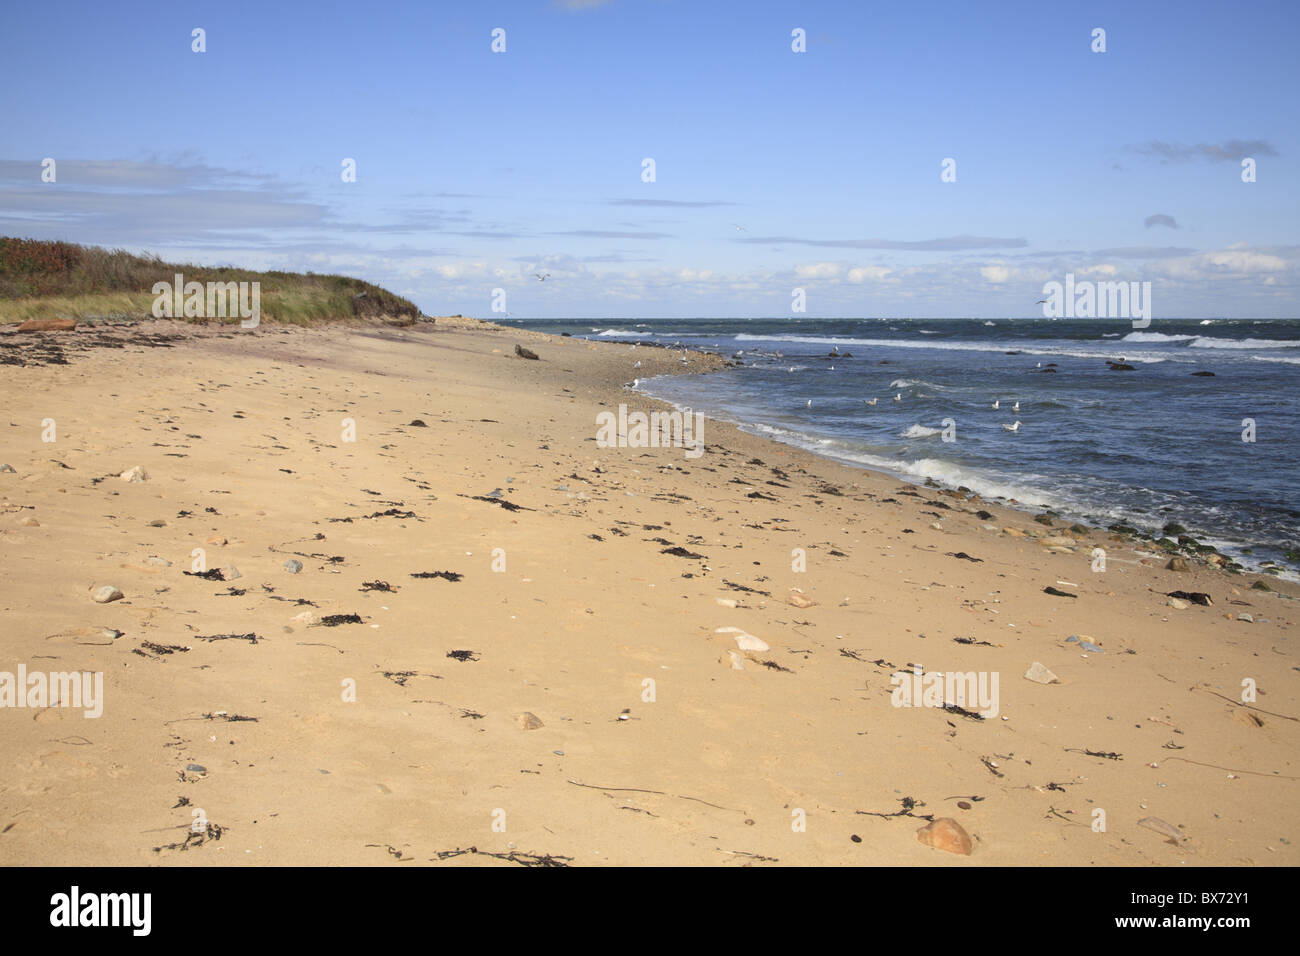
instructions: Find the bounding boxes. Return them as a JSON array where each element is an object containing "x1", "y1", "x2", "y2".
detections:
[{"x1": 0, "y1": 237, "x2": 421, "y2": 325}]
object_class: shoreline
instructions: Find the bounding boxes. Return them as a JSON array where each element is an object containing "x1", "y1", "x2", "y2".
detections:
[
  {"x1": 635, "y1": 376, "x2": 1295, "y2": 583},
  {"x1": 1, "y1": 315, "x2": 1296, "y2": 865},
  {"x1": 506, "y1": 317, "x2": 1300, "y2": 580},
  {"x1": 593, "y1": 330, "x2": 1295, "y2": 583}
]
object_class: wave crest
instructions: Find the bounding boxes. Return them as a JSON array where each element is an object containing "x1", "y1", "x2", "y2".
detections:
[{"x1": 900, "y1": 424, "x2": 944, "y2": 438}]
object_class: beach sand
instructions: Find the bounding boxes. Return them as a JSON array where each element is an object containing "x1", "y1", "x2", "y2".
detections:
[{"x1": 1, "y1": 316, "x2": 1296, "y2": 866}]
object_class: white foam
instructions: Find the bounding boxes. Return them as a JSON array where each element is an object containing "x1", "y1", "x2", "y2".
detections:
[
  {"x1": 900, "y1": 424, "x2": 944, "y2": 438},
  {"x1": 1189, "y1": 335, "x2": 1300, "y2": 350},
  {"x1": 1121, "y1": 332, "x2": 1196, "y2": 343},
  {"x1": 596, "y1": 328, "x2": 653, "y2": 338},
  {"x1": 889, "y1": 378, "x2": 936, "y2": 389},
  {"x1": 740, "y1": 422, "x2": 1057, "y2": 507},
  {"x1": 732, "y1": 333, "x2": 1168, "y2": 363}
]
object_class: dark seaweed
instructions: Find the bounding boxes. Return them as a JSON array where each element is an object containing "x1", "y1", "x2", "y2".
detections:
[{"x1": 316, "y1": 614, "x2": 362, "y2": 627}]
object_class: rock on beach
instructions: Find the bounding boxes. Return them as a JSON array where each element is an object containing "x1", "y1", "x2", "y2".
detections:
[{"x1": 916, "y1": 817, "x2": 973, "y2": 855}]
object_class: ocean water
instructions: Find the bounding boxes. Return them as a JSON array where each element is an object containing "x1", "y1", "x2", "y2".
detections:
[{"x1": 504, "y1": 317, "x2": 1300, "y2": 574}]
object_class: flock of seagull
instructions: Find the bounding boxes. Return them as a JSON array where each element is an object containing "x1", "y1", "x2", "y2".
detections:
[
  {"x1": 802, "y1": 390, "x2": 1023, "y2": 433},
  {"x1": 625, "y1": 340, "x2": 1024, "y2": 433}
]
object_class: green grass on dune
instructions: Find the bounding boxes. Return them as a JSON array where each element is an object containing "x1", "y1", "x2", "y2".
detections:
[{"x1": 0, "y1": 237, "x2": 421, "y2": 326}]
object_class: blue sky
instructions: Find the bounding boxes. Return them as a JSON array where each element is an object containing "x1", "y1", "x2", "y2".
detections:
[{"x1": 2, "y1": 0, "x2": 1297, "y2": 317}]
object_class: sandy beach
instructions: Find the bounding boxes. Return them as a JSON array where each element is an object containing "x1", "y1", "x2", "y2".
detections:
[{"x1": 1, "y1": 316, "x2": 1296, "y2": 867}]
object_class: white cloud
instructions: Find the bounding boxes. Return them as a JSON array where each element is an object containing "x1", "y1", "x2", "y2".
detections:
[
  {"x1": 1155, "y1": 247, "x2": 1293, "y2": 280},
  {"x1": 1203, "y1": 250, "x2": 1287, "y2": 272},
  {"x1": 795, "y1": 262, "x2": 842, "y2": 278},
  {"x1": 847, "y1": 266, "x2": 893, "y2": 283},
  {"x1": 434, "y1": 262, "x2": 490, "y2": 279},
  {"x1": 1078, "y1": 263, "x2": 1118, "y2": 277}
]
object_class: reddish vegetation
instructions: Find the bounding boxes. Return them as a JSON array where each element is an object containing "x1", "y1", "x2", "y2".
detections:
[
  {"x1": 0, "y1": 237, "x2": 421, "y2": 322},
  {"x1": 0, "y1": 238, "x2": 85, "y2": 296}
]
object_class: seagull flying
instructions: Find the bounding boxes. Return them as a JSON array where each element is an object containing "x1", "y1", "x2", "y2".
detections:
[{"x1": 534, "y1": 273, "x2": 550, "y2": 281}]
